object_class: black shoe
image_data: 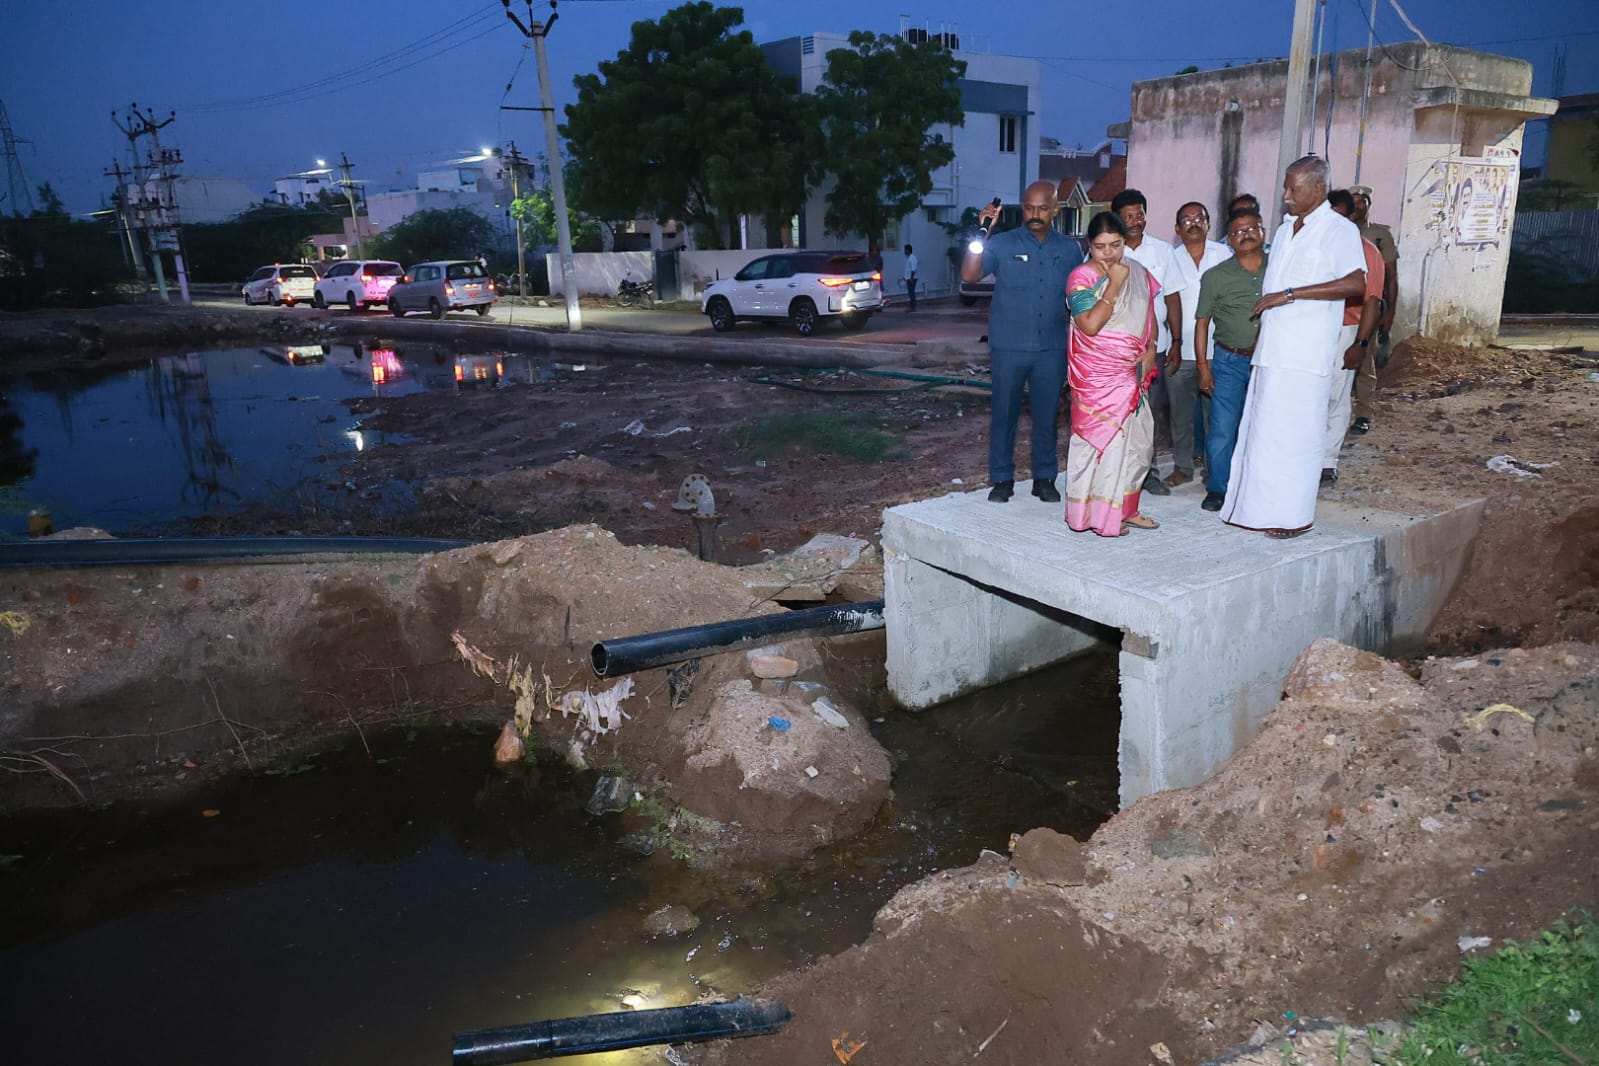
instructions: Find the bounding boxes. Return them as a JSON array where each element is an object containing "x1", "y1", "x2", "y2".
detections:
[
  {"x1": 1031, "y1": 480, "x2": 1061, "y2": 503},
  {"x1": 1349, "y1": 417, "x2": 1371, "y2": 435},
  {"x1": 1320, "y1": 468, "x2": 1338, "y2": 488},
  {"x1": 988, "y1": 480, "x2": 1014, "y2": 502},
  {"x1": 1201, "y1": 491, "x2": 1224, "y2": 512},
  {"x1": 1142, "y1": 471, "x2": 1171, "y2": 496}
]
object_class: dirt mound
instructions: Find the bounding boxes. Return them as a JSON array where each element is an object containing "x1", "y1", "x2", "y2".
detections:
[
  {"x1": 687, "y1": 638, "x2": 1599, "y2": 1065},
  {"x1": 0, "y1": 526, "x2": 892, "y2": 862}
]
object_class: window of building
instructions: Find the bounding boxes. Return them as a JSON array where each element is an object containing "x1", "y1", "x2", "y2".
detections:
[{"x1": 999, "y1": 116, "x2": 1018, "y2": 154}]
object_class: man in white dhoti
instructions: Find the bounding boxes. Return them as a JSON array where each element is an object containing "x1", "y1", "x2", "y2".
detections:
[{"x1": 1220, "y1": 156, "x2": 1366, "y2": 539}]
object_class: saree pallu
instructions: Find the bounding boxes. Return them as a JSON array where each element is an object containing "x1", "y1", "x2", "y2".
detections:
[{"x1": 1064, "y1": 262, "x2": 1157, "y2": 537}]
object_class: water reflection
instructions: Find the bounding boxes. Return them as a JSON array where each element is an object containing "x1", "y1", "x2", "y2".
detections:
[
  {"x1": 0, "y1": 649, "x2": 1121, "y2": 1066},
  {"x1": 0, "y1": 344, "x2": 574, "y2": 536}
]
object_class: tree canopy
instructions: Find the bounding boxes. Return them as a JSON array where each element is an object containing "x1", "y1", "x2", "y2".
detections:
[
  {"x1": 369, "y1": 207, "x2": 496, "y2": 266},
  {"x1": 560, "y1": 2, "x2": 812, "y2": 248},
  {"x1": 811, "y1": 32, "x2": 966, "y2": 244}
]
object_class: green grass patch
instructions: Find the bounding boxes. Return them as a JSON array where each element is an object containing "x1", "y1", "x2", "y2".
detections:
[
  {"x1": 1392, "y1": 913, "x2": 1599, "y2": 1065},
  {"x1": 734, "y1": 411, "x2": 909, "y2": 464}
]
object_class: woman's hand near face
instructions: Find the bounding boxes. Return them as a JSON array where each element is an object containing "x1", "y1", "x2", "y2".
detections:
[{"x1": 1107, "y1": 260, "x2": 1129, "y2": 287}]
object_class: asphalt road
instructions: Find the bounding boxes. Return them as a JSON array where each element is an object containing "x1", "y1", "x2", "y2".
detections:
[{"x1": 196, "y1": 291, "x2": 993, "y2": 348}]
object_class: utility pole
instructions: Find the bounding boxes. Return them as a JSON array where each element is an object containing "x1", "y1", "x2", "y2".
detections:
[
  {"x1": 114, "y1": 104, "x2": 192, "y2": 303},
  {"x1": 104, "y1": 160, "x2": 148, "y2": 280},
  {"x1": 502, "y1": 0, "x2": 582, "y2": 331},
  {"x1": 1274, "y1": 0, "x2": 1320, "y2": 230},
  {"x1": 337, "y1": 152, "x2": 366, "y2": 259},
  {"x1": 0, "y1": 100, "x2": 34, "y2": 216},
  {"x1": 505, "y1": 141, "x2": 529, "y2": 294},
  {"x1": 1353, "y1": 0, "x2": 1377, "y2": 183}
]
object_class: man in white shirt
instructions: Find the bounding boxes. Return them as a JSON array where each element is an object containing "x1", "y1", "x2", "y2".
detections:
[
  {"x1": 1169, "y1": 201, "x2": 1232, "y2": 487},
  {"x1": 901, "y1": 244, "x2": 919, "y2": 312},
  {"x1": 1112, "y1": 189, "x2": 1187, "y2": 496},
  {"x1": 1219, "y1": 156, "x2": 1367, "y2": 538}
]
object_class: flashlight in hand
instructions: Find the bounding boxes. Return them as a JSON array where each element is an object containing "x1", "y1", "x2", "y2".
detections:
[{"x1": 967, "y1": 198, "x2": 1004, "y2": 255}]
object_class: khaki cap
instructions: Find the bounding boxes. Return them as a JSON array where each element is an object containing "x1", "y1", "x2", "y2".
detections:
[{"x1": 1349, "y1": 184, "x2": 1373, "y2": 198}]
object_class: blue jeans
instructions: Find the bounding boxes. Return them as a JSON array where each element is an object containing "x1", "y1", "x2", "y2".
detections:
[
  {"x1": 989, "y1": 347, "x2": 1067, "y2": 483},
  {"x1": 1204, "y1": 346, "x2": 1253, "y2": 497}
]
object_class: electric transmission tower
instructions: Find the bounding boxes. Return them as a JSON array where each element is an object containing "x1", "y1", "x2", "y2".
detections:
[{"x1": 0, "y1": 100, "x2": 34, "y2": 216}]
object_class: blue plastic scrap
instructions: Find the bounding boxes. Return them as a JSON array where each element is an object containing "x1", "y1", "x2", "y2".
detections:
[{"x1": 767, "y1": 716, "x2": 791, "y2": 733}]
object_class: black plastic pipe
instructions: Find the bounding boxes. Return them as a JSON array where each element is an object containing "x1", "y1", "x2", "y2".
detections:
[
  {"x1": 451, "y1": 998, "x2": 793, "y2": 1064},
  {"x1": 0, "y1": 536, "x2": 472, "y2": 569},
  {"x1": 592, "y1": 599, "x2": 885, "y2": 677}
]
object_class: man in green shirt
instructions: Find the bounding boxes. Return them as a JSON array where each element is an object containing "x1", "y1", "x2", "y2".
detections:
[{"x1": 1192, "y1": 208, "x2": 1268, "y2": 511}]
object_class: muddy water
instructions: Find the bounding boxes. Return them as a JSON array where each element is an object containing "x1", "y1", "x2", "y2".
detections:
[
  {"x1": 0, "y1": 646, "x2": 1119, "y2": 1065},
  {"x1": 0, "y1": 344, "x2": 571, "y2": 537}
]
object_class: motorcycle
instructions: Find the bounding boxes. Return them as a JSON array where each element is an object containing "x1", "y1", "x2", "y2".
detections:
[{"x1": 616, "y1": 277, "x2": 655, "y2": 308}]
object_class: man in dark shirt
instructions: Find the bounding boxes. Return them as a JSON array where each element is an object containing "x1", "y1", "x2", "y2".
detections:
[
  {"x1": 961, "y1": 181, "x2": 1084, "y2": 503},
  {"x1": 1192, "y1": 207, "x2": 1268, "y2": 511}
]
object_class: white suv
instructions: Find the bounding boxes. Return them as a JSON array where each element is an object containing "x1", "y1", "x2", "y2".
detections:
[
  {"x1": 312, "y1": 259, "x2": 404, "y2": 311},
  {"x1": 701, "y1": 251, "x2": 882, "y2": 336},
  {"x1": 242, "y1": 264, "x2": 316, "y2": 307}
]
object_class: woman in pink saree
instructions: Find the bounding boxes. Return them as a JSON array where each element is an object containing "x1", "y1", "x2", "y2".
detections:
[{"x1": 1064, "y1": 211, "x2": 1160, "y2": 537}]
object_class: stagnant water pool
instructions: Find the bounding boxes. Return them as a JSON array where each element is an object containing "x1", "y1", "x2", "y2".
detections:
[
  {"x1": 0, "y1": 648, "x2": 1121, "y2": 1065},
  {"x1": 0, "y1": 344, "x2": 573, "y2": 538}
]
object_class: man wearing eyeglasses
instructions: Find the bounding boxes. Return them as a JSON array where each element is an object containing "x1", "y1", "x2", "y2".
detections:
[
  {"x1": 1111, "y1": 189, "x2": 1187, "y2": 498},
  {"x1": 1192, "y1": 208, "x2": 1267, "y2": 512},
  {"x1": 1169, "y1": 202, "x2": 1232, "y2": 488}
]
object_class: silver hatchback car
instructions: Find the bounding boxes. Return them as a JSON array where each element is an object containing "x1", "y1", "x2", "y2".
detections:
[{"x1": 388, "y1": 260, "x2": 498, "y2": 319}]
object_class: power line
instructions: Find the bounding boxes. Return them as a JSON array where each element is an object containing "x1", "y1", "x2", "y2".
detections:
[{"x1": 180, "y1": 4, "x2": 505, "y2": 113}]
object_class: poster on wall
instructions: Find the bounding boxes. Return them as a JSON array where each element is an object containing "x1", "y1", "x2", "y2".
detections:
[{"x1": 1443, "y1": 156, "x2": 1517, "y2": 250}]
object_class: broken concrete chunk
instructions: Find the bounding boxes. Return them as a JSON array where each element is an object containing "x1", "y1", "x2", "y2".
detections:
[
  {"x1": 811, "y1": 697, "x2": 849, "y2": 729},
  {"x1": 642, "y1": 904, "x2": 701, "y2": 937},
  {"x1": 586, "y1": 774, "x2": 634, "y2": 816},
  {"x1": 741, "y1": 534, "x2": 879, "y2": 602},
  {"x1": 758, "y1": 679, "x2": 791, "y2": 697},
  {"x1": 750, "y1": 654, "x2": 799, "y2": 679},
  {"x1": 492, "y1": 722, "x2": 524, "y2": 767},
  {"x1": 1150, "y1": 827, "x2": 1215, "y2": 859}
]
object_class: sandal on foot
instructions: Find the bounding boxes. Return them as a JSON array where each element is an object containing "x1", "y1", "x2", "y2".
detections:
[{"x1": 1123, "y1": 513, "x2": 1160, "y2": 530}]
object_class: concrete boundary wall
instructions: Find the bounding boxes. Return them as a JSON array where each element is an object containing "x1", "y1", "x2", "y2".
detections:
[{"x1": 882, "y1": 483, "x2": 1484, "y2": 807}]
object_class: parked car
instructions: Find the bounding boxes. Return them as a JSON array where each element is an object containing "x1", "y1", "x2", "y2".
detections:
[
  {"x1": 700, "y1": 250, "x2": 882, "y2": 336},
  {"x1": 242, "y1": 264, "x2": 317, "y2": 307},
  {"x1": 313, "y1": 259, "x2": 404, "y2": 311},
  {"x1": 388, "y1": 260, "x2": 497, "y2": 319}
]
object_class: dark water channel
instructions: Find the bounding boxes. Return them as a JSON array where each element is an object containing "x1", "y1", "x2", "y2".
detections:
[
  {"x1": 0, "y1": 344, "x2": 568, "y2": 538},
  {"x1": 0, "y1": 648, "x2": 1121, "y2": 1065}
]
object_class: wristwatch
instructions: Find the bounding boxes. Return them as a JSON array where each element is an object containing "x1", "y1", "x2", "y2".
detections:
[
  {"x1": 1356, "y1": 337, "x2": 1370, "y2": 347},
  {"x1": 1284, "y1": 288, "x2": 1296, "y2": 302}
]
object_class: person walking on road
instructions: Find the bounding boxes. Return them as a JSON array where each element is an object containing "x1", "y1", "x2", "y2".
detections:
[
  {"x1": 961, "y1": 180, "x2": 1083, "y2": 503},
  {"x1": 901, "y1": 244, "x2": 919, "y2": 312},
  {"x1": 1220, "y1": 156, "x2": 1367, "y2": 539}
]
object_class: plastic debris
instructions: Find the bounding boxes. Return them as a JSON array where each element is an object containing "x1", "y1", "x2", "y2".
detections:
[
  {"x1": 0, "y1": 611, "x2": 30, "y2": 637},
  {"x1": 1457, "y1": 935, "x2": 1493, "y2": 952},
  {"x1": 558, "y1": 677, "x2": 635, "y2": 735},
  {"x1": 831, "y1": 1032, "x2": 867, "y2": 1064},
  {"x1": 767, "y1": 716, "x2": 791, "y2": 733},
  {"x1": 1485, "y1": 454, "x2": 1558, "y2": 478},
  {"x1": 804, "y1": 766, "x2": 819, "y2": 778},
  {"x1": 1464, "y1": 702, "x2": 1533, "y2": 731},
  {"x1": 1149, "y1": 1041, "x2": 1174, "y2": 1065}
]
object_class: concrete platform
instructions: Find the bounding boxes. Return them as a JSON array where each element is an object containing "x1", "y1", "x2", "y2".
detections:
[{"x1": 882, "y1": 479, "x2": 1484, "y2": 807}]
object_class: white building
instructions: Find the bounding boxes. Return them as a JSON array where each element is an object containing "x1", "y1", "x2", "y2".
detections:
[
  {"x1": 759, "y1": 26, "x2": 1042, "y2": 299},
  {"x1": 365, "y1": 164, "x2": 517, "y2": 251}
]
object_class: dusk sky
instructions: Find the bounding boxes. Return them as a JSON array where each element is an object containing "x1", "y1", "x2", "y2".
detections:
[{"x1": 5, "y1": 0, "x2": 1595, "y2": 216}]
